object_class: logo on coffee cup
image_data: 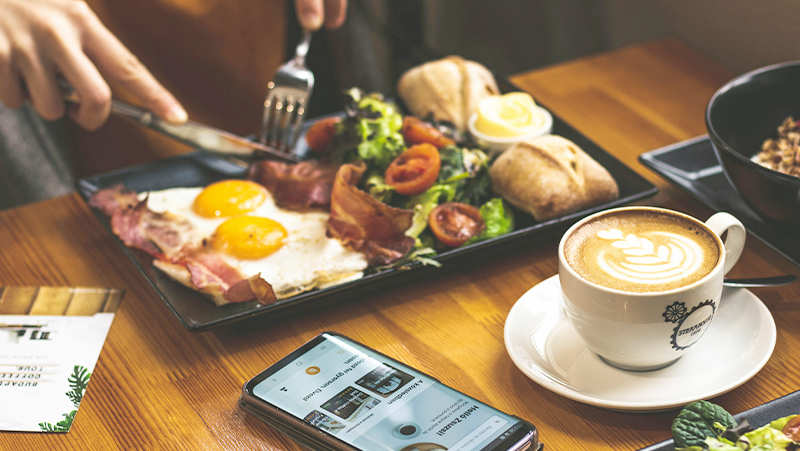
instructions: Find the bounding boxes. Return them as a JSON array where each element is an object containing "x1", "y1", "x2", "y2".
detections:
[{"x1": 663, "y1": 300, "x2": 716, "y2": 350}]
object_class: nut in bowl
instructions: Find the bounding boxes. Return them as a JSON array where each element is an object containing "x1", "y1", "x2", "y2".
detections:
[{"x1": 468, "y1": 92, "x2": 553, "y2": 155}]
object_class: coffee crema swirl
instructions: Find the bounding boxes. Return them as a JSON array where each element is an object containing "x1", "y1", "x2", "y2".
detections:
[{"x1": 564, "y1": 210, "x2": 721, "y2": 293}]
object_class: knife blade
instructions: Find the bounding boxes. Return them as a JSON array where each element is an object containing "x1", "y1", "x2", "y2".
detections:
[{"x1": 58, "y1": 80, "x2": 300, "y2": 163}]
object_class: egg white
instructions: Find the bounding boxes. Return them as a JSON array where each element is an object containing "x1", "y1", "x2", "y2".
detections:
[{"x1": 143, "y1": 186, "x2": 368, "y2": 299}]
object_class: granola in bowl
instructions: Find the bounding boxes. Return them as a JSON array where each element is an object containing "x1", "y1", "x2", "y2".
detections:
[{"x1": 755, "y1": 116, "x2": 800, "y2": 177}]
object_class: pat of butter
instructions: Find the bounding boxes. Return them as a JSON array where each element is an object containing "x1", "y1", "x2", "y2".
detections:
[{"x1": 474, "y1": 92, "x2": 545, "y2": 137}]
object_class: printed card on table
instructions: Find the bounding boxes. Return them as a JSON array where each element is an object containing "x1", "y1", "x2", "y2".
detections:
[{"x1": 0, "y1": 286, "x2": 124, "y2": 432}]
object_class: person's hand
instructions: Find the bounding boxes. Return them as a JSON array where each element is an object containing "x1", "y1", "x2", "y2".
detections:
[
  {"x1": 294, "y1": 0, "x2": 348, "y2": 31},
  {"x1": 0, "y1": 0, "x2": 187, "y2": 130}
]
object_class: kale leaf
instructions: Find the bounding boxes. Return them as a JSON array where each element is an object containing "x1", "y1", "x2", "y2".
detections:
[
  {"x1": 437, "y1": 147, "x2": 491, "y2": 206},
  {"x1": 672, "y1": 401, "x2": 738, "y2": 449}
]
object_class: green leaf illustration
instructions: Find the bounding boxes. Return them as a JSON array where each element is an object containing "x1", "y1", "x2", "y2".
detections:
[
  {"x1": 38, "y1": 365, "x2": 91, "y2": 432},
  {"x1": 66, "y1": 365, "x2": 91, "y2": 408}
]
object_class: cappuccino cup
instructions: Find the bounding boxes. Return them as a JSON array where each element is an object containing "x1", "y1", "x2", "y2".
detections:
[{"x1": 558, "y1": 206, "x2": 746, "y2": 371}]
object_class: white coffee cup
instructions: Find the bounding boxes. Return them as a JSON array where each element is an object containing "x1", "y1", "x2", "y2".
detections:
[{"x1": 558, "y1": 206, "x2": 746, "y2": 371}]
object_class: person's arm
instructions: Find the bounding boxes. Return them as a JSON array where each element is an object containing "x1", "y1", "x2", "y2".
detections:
[{"x1": 0, "y1": 0, "x2": 347, "y2": 131}]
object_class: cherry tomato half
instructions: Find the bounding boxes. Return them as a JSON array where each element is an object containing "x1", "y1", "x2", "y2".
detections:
[
  {"x1": 385, "y1": 143, "x2": 441, "y2": 196},
  {"x1": 402, "y1": 116, "x2": 455, "y2": 149},
  {"x1": 428, "y1": 202, "x2": 486, "y2": 248},
  {"x1": 783, "y1": 415, "x2": 800, "y2": 441},
  {"x1": 304, "y1": 117, "x2": 341, "y2": 153}
]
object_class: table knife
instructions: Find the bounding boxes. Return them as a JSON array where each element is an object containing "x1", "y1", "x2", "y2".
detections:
[{"x1": 58, "y1": 80, "x2": 300, "y2": 164}]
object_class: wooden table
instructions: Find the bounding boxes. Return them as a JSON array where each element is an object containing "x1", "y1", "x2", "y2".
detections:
[{"x1": 3, "y1": 38, "x2": 799, "y2": 450}]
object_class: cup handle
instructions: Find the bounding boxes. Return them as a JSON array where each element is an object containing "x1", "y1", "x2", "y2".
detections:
[{"x1": 705, "y1": 212, "x2": 746, "y2": 275}]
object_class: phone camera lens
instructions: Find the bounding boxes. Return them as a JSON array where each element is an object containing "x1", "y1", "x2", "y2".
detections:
[{"x1": 399, "y1": 425, "x2": 417, "y2": 436}]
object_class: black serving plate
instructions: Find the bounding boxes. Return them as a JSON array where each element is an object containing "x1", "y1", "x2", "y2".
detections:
[
  {"x1": 77, "y1": 103, "x2": 657, "y2": 332},
  {"x1": 639, "y1": 135, "x2": 800, "y2": 268},
  {"x1": 638, "y1": 389, "x2": 800, "y2": 450}
]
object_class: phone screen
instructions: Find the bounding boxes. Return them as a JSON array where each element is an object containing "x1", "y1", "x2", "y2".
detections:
[{"x1": 243, "y1": 332, "x2": 535, "y2": 451}]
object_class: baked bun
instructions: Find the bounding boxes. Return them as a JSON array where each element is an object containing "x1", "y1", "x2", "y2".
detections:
[
  {"x1": 489, "y1": 135, "x2": 619, "y2": 221},
  {"x1": 397, "y1": 56, "x2": 500, "y2": 132}
]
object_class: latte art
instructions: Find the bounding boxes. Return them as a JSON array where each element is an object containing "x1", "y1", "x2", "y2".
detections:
[
  {"x1": 564, "y1": 209, "x2": 721, "y2": 293},
  {"x1": 595, "y1": 228, "x2": 706, "y2": 286}
]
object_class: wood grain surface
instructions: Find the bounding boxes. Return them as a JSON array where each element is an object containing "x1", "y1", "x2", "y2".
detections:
[{"x1": 2, "y1": 38, "x2": 799, "y2": 450}]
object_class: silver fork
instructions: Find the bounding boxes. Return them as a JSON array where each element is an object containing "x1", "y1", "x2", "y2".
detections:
[{"x1": 259, "y1": 31, "x2": 314, "y2": 153}]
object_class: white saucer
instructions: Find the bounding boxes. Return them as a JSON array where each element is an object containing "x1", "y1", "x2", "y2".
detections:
[{"x1": 504, "y1": 275, "x2": 776, "y2": 412}]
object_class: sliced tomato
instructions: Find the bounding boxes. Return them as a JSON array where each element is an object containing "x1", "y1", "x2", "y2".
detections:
[
  {"x1": 385, "y1": 143, "x2": 441, "y2": 196},
  {"x1": 402, "y1": 116, "x2": 455, "y2": 149},
  {"x1": 304, "y1": 117, "x2": 341, "y2": 153},
  {"x1": 783, "y1": 415, "x2": 800, "y2": 441},
  {"x1": 428, "y1": 202, "x2": 486, "y2": 248}
]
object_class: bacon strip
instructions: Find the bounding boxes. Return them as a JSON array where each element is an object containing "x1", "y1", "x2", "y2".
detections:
[
  {"x1": 247, "y1": 160, "x2": 339, "y2": 211},
  {"x1": 88, "y1": 184, "x2": 139, "y2": 216},
  {"x1": 327, "y1": 162, "x2": 415, "y2": 266},
  {"x1": 89, "y1": 186, "x2": 276, "y2": 306}
]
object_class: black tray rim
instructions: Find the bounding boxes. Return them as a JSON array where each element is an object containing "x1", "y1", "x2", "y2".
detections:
[{"x1": 77, "y1": 97, "x2": 657, "y2": 332}]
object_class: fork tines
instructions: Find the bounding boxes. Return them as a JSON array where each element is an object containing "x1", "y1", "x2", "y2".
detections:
[
  {"x1": 260, "y1": 84, "x2": 309, "y2": 152},
  {"x1": 259, "y1": 32, "x2": 314, "y2": 154}
]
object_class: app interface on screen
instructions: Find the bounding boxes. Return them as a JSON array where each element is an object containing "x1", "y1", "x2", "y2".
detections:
[{"x1": 253, "y1": 335, "x2": 525, "y2": 451}]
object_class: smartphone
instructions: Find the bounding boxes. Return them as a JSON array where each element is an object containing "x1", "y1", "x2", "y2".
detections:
[{"x1": 240, "y1": 331, "x2": 540, "y2": 451}]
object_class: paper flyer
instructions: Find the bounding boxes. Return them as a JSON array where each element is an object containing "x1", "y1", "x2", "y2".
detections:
[{"x1": 0, "y1": 286, "x2": 124, "y2": 432}]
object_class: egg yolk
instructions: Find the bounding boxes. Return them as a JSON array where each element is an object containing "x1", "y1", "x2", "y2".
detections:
[
  {"x1": 193, "y1": 180, "x2": 269, "y2": 218},
  {"x1": 475, "y1": 92, "x2": 546, "y2": 137},
  {"x1": 211, "y1": 216, "x2": 288, "y2": 260}
]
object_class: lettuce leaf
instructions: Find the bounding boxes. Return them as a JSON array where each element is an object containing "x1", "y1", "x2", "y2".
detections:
[
  {"x1": 464, "y1": 198, "x2": 514, "y2": 245},
  {"x1": 741, "y1": 424, "x2": 793, "y2": 450},
  {"x1": 768, "y1": 415, "x2": 797, "y2": 432},
  {"x1": 364, "y1": 170, "x2": 394, "y2": 203},
  {"x1": 404, "y1": 184, "x2": 457, "y2": 239},
  {"x1": 331, "y1": 89, "x2": 405, "y2": 169}
]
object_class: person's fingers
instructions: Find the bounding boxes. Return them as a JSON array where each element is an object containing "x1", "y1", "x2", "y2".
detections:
[
  {"x1": 16, "y1": 43, "x2": 64, "y2": 121},
  {"x1": 58, "y1": 51, "x2": 111, "y2": 130},
  {"x1": 76, "y1": 6, "x2": 187, "y2": 124},
  {"x1": 0, "y1": 33, "x2": 26, "y2": 108},
  {"x1": 323, "y1": 0, "x2": 347, "y2": 29},
  {"x1": 295, "y1": 0, "x2": 324, "y2": 31},
  {"x1": 36, "y1": 5, "x2": 111, "y2": 129}
]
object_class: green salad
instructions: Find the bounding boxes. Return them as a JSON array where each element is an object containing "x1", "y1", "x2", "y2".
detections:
[
  {"x1": 310, "y1": 88, "x2": 514, "y2": 264},
  {"x1": 672, "y1": 400, "x2": 799, "y2": 450}
]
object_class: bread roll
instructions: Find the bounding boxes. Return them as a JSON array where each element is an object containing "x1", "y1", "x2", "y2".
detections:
[
  {"x1": 489, "y1": 135, "x2": 619, "y2": 221},
  {"x1": 397, "y1": 56, "x2": 500, "y2": 132}
]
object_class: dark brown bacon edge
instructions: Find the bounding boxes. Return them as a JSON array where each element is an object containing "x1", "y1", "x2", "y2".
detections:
[
  {"x1": 247, "y1": 160, "x2": 339, "y2": 211},
  {"x1": 327, "y1": 161, "x2": 415, "y2": 266},
  {"x1": 89, "y1": 186, "x2": 276, "y2": 306}
]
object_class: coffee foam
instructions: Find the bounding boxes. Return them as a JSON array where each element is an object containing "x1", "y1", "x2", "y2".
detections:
[{"x1": 564, "y1": 210, "x2": 720, "y2": 293}]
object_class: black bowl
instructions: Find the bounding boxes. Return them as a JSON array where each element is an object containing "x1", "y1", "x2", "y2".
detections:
[{"x1": 706, "y1": 60, "x2": 800, "y2": 226}]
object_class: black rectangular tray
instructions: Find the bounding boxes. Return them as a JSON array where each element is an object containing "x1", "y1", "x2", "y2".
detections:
[
  {"x1": 77, "y1": 109, "x2": 657, "y2": 332},
  {"x1": 639, "y1": 135, "x2": 800, "y2": 268},
  {"x1": 639, "y1": 389, "x2": 800, "y2": 450}
]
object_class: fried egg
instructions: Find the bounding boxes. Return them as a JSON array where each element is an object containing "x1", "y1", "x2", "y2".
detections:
[{"x1": 143, "y1": 180, "x2": 368, "y2": 299}]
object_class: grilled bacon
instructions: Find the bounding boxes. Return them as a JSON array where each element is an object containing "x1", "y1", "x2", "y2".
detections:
[
  {"x1": 327, "y1": 162, "x2": 415, "y2": 266},
  {"x1": 89, "y1": 185, "x2": 276, "y2": 306},
  {"x1": 247, "y1": 160, "x2": 339, "y2": 211}
]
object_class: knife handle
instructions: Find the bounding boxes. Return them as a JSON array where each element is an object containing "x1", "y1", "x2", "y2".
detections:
[{"x1": 57, "y1": 78, "x2": 156, "y2": 126}]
